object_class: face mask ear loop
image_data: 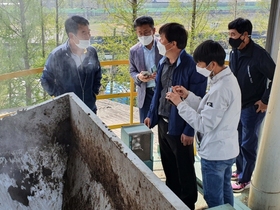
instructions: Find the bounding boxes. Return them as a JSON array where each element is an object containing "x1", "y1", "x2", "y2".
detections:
[
  {"x1": 247, "y1": 34, "x2": 251, "y2": 41},
  {"x1": 240, "y1": 33, "x2": 247, "y2": 43},
  {"x1": 73, "y1": 34, "x2": 81, "y2": 45},
  {"x1": 206, "y1": 61, "x2": 212, "y2": 70},
  {"x1": 207, "y1": 62, "x2": 215, "y2": 77}
]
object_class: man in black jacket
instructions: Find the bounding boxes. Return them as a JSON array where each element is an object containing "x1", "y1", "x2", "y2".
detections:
[
  {"x1": 41, "y1": 16, "x2": 102, "y2": 114},
  {"x1": 228, "y1": 18, "x2": 275, "y2": 192}
]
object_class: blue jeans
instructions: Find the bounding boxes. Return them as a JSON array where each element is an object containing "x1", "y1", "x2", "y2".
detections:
[
  {"x1": 139, "y1": 88, "x2": 154, "y2": 123},
  {"x1": 201, "y1": 158, "x2": 235, "y2": 208},
  {"x1": 236, "y1": 105, "x2": 265, "y2": 183}
]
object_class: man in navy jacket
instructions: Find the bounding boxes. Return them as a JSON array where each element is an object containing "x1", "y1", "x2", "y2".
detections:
[
  {"x1": 41, "y1": 15, "x2": 102, "y2": 114},
  {"x1": 144, "y1": 23, "x2": 207, "y2": 210},
  {"x1": 228, "y1": 18, "x2": 275, "y2": 192}
]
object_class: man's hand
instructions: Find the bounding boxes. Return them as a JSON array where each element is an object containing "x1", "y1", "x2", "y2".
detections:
[
  {"x1": 166, "y1": 85, "x2": 189, "y2": 106},
  {"x1": 166, "y1": 90, "x2": 182, "y2": 106},
  {"x1": 173, "y1": 85, "x2": 189, "y2": 99},
  {"x1": 181, "y1": 134, "x2": 194, "y2": 146},
  {"x1": 137, "y1": 72, "x2": 156, "y2": 82},
  {"x1": 144, "y1": 117, "x2": 151, "y2": 128},
  {"x1": 254, "y1": 100, "x2": 267, "y2": 113}
]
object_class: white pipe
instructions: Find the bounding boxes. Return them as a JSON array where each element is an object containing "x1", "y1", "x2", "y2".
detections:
[{"x1": 248, "y1": 43, "x2": 280, "y2": 209}]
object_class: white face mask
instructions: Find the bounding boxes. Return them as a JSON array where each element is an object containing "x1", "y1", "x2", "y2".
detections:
[
  {"x1": 157, "y1": 42, "x2": 171, "y2": 56},
  {"x1": 196, "y1": 62, "x2": 212, "y2": 77},
  {"x1": 138, "y1": 35, "x2": 153, "y2": 46},
  {"x1": 74, "y1": 35, "x2": 91, "y2": 49}
]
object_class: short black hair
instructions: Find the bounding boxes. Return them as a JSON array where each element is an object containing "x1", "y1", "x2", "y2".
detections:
[
  {"x1": 133, "y1": 16, "x2": 154, "y2": 29},
  {"x1": 65, "y1": 15, "x2": 89, "y2": 36},
  {"x1": 228, "y1": 17, "x2": 252, "y2": 35},
  {"x1": 158, "y1": 23, "x2": 187, "y2": 49},
  {"x1": 193, "y1": 40, "x2": 226, "y2": 66}
]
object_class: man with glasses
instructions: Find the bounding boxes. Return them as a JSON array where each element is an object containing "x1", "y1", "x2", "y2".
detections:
[
  {"x1": 129, "y1": 16, "x2": 162, "y2": 123},
  {"x1": 144, "y1": 23, "x2": 207, "y2": 209}
]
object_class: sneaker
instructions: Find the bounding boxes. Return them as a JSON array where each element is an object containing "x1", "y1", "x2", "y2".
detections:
[
  {"x1": 231, "y1": 172, "x2": 239, "y2": 181},
  {"x1": 232, "y1": 182, "x2": 250, "y2": 193}
]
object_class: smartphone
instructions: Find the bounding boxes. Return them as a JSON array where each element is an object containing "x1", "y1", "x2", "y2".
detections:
[
  {"x1": 167, "y1": 87, "x2": 176, "y2": 106},
  {"x1": 141, "y1": 71, "x2": 151, "y2": 77},
  {"x1": 151, "y1": 66, "x2": 157, "y2": 73}
]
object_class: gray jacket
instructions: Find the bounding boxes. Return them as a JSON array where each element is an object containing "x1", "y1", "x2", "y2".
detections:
[{"x1": 129, "y1": 39, "x2": 162, "y2": 108}]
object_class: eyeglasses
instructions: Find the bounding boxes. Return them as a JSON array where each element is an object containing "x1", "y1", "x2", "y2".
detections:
[{"x1": 137, "y1": 30, "x2": 153, "y2": 37}]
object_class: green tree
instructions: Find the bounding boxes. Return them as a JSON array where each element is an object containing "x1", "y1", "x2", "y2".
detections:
[
  {"x1": 162, "y1": 0, "x2": 218, "y2": 54},
  {"x1": 94, "y1": 0, "x2": 148, "y2": 98},
  {"x1": 0, "y1": 0, "x2": 37, "y2": 107},
  {"x1": 253, "y1": 0, "x2": 271, "y2": 47},
  {"x1": 0, "y1": 0, "x2": 66, "y2": 109}
]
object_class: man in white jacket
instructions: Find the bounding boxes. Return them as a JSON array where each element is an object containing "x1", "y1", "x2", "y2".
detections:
[{"x1": 166, "y1": 40, "x2": 241, "y2": 208}]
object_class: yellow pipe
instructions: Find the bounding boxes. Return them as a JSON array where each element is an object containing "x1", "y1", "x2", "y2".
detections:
[
  {"x1": 129, "y1": 77, "x2": 135, "y2": 124},
  {"x1": 108, "y1": 122, "x2": 140, "y2": 130},
  {"x1": 100, "y1": 59, "x2": 129, "y2": 66},
  {"x1": 97, "y1": 92, "x2": 137, "y2": 100},
  {"x1": 0, "y1": 68, "x2": 43, "y2": 81},
  {"x1": 0, "y1": 60, "x2": 129, "y2": 81}
]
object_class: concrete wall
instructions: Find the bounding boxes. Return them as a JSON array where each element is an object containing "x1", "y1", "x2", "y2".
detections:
[
  {"x1": 0, "y1": 96, "x2": 70, "y2": 209},
  {"x1": 0, "y1": 93, "x2": 188, "y2": 210}
]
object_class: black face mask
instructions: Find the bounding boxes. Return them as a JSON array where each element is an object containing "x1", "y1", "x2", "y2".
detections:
[{"x1": 229, "y1": 35, "x2": 244, "y2": 49}]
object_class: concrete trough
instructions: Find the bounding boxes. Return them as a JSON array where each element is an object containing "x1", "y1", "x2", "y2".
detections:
[{"x1": 0, "y1": 93, "x2": 188, "y2": 210}]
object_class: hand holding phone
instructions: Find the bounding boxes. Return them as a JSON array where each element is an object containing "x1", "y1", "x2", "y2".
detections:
[
  {"x1": 167, "y1": 87, "x2": 176, "y2": 106},
  {"x1": 141, "y1": 71, "x2": 151, "y2": 77}
]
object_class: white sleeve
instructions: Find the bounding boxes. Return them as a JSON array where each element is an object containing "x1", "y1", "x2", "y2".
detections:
[
  {"x1": 177, "y1": 88, "x2": 229, "y2": 134},
  {"x1": 184, "y1": 91, "x2": 201, "y2": 110}
]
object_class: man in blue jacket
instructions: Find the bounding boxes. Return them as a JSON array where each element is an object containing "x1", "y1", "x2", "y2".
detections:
[
  {"x1": 41, "y1": 15, "x2": 102, "y2": 114},
  {"x1": 144, "y1": 23, "x2": 207, "y2": 210},
  {"x1": 228, "y1": 18, "x2": 275, "y2": 192}
]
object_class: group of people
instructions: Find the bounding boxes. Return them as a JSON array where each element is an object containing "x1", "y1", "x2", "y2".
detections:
[
  {"x1": 129, "y1": 16, "x2": 275, "y2": 209},
  {"x1": 40, "y1": 15, "x2": 276, "y2": 209}
]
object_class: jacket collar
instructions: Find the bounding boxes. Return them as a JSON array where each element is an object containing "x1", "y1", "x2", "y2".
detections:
[
  {"x1": 239, "y1": 39, "x2": 254, "y2": 57},
  {"x1": 64, "y1": 39, "x2": 90, "y2": 57},
  {"x1": 159, "y1": 49, "x2": 185, "y2": 67},
  {"x1": 209, "y1": 66, "x2": 232, "y2": 85},
  {"x1": 63, "y1": 40, "x2": 73, "y2": 57}
]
